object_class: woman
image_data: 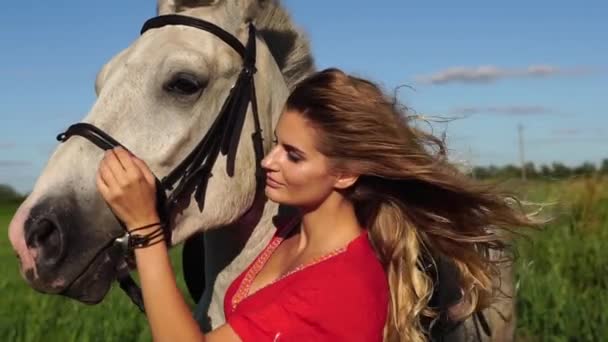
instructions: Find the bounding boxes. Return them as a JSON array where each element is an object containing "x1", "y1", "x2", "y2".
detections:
[{"x1": 97, "y1": 68, "x2": 535, "y2": 341}]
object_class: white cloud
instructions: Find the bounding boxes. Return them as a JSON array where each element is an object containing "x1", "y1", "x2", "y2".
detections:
[
  {"x1": 0, "y1": 142, "x2": 16, "y2": 149},
  {"x1": 450, "y1": 105, "x2": 553, "y2": 116},
  {"x1": 416, "y1": 65, "x2": 594, "y2": 85},
  {"x1": 0, "y1": 160, "x2": 31, "y2": 167}
]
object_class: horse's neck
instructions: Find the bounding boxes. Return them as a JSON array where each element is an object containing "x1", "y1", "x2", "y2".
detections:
[{"x1": 198, "y1": 198, "x2": 281, "y2": 329}]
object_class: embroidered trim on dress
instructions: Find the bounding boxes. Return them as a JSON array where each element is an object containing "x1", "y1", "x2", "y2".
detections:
[{"x1": 231, "y1": 219, "x2": 348, "y2": 309}]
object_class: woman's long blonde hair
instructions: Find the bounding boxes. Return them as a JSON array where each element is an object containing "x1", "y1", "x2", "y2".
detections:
[{"x1": 285, "y1": 68, "x2": 538, "y2": 341}]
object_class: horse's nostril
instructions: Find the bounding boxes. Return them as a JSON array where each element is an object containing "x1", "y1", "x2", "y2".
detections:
[{"x1": 26, "y1": 219, "x2": 65, "y2": 266}]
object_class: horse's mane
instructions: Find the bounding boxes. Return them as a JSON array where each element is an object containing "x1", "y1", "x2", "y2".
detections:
[{"x1": 251, "y1": 1, "x2": 315, "y2": 89}]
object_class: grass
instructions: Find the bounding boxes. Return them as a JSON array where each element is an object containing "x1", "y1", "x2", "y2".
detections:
[
  {"x1": 1, "y1": 177, "x2": 606, "y2": 341},
  {"x1": 0, "y1": 203, "x2": 193, "y2": 342},
  {"x1": 513, "y1": 177, "x2": 608, "y2": 341}
]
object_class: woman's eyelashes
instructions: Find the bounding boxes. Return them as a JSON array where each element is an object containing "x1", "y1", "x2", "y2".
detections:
[
  {"x1": 286, "y1": 150, "x2": 301, "y2": 163},
  {"x1": 272, "y1": 138, "x2": 302, "y2": 163}
]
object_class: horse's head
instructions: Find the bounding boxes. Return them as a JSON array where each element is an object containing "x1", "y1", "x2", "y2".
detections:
[{"x1": 8, "y1": 0, "x2": 312, "y2": 304}]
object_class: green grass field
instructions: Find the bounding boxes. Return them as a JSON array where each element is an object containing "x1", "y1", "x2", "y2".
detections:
[
  {"x1": 513, "y1": 177, "x2": 608, "y2": 341},
  {"x1": 1, "y1": 178, "x2": 607, "y2": 341},
  {"x1": 0, "y1": 204, "x2": 193, "y2": 342}
]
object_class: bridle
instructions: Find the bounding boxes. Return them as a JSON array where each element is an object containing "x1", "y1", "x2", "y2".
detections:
[{"x1": 56, "y1": 14, "x2": 266, "y2": 312}]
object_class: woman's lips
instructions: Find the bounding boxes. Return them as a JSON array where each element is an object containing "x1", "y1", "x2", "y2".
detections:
[{"x1": 265, "y1": 176, "x2": 282, "y2": 188}]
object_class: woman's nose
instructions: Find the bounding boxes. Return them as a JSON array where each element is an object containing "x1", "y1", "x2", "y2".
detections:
[{"x1": 261, "y1": 147, "x2": 278, "y2": 170}]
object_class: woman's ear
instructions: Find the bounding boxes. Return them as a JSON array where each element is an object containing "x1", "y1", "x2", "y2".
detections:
[{"x1": 334, "y1": 173, "x2": 359, "y2": 190}]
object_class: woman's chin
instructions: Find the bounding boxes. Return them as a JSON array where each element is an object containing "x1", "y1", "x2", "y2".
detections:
[{"x1": 264, "y1": 186, "x2": 282, "y2": 202}]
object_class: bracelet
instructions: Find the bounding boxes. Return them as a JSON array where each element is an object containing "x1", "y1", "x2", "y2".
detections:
[
  {"x1": 128, "y1": 226, "x2": 166, "y2": 249},
  {"x1": 114, "y1": 222, "x2": 166, "y2": 250},
  {"x1": 130, "y1": 222, "x2": 162, "y2": 232}
]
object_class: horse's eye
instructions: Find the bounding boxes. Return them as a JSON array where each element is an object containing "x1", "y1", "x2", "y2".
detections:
[{"x1": 164, "y1": 73, "x2": 203, "y2": 96}]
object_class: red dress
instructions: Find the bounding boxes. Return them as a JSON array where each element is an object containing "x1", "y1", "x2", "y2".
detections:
[{"x1": 224, "y1": 220, "x2": 389, "y2": 341}]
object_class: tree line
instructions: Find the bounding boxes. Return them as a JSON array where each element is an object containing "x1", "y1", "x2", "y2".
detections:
[
  {"x1": 472, "y1": 158, "x2": 608, "y2": 180},
  {"x1": 0, "y1": 184, "x2": 26, "y2": 204},
  {"x1": 1, "y1": 158, "x2": 607, "y2": 202}
]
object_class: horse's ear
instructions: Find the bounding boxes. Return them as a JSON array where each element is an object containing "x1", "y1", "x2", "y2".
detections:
[{"x1": 156, "y1": 0, "x2": 220, "y2": 15}]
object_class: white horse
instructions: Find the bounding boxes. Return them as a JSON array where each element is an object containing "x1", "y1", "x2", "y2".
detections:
[{"x1": 8, "y1": 1, "x2": 513, "y2": 340}]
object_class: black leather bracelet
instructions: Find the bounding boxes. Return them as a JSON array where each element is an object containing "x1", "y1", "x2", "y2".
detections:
[
  {"x1": 128, "y1": 226, "x2": 165, "y2": 249},
  {"x1": 114, "y1": 223, "x2": 166, "y2": 251},
  {"x1": 130, "y1": 222, "x2": 162, "y2": 232}
]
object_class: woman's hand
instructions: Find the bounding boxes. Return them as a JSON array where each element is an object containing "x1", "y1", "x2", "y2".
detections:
[{"x1": 96, "y1": 146, "x2": 160, "y2": 231}]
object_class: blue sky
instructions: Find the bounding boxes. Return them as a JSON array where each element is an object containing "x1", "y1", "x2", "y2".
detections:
[{"x1": 1, "y1": 0, "x2": 606, "y2": 194}]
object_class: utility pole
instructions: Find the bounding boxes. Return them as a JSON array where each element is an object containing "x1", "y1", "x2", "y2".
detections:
[
  {"x1": 518, "y1": 124, "x2": 526, "y2": 181},
  {"x1": 468, "y1": 147, "x2": 476, "y2": 179}
]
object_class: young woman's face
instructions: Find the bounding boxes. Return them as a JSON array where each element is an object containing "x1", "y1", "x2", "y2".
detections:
[{"x1": 261, "y1": 110, "x2": 338, "y2": 208}]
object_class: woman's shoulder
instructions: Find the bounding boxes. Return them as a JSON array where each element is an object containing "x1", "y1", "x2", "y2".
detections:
[{"x1": 336, "y1": 231, "x2": 388, "y2": 289}]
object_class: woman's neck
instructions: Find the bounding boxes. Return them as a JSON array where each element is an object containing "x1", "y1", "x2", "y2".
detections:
[{"x1": 294, "y1": 192, "x2": 363, "y2": 254}]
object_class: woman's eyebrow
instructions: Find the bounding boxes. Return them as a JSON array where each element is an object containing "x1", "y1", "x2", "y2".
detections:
[{"x1": 273, "y1": 130, "x2": 306, "y2": 156}]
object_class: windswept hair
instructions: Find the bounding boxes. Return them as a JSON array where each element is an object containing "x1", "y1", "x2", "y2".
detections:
[{"x1": 285, "y1": 68, "x2": 539, "y2": 341}]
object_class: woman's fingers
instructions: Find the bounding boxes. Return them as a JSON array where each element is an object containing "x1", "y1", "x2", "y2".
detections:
[
  {"x1": 131, "y1": 155, "x2": 157, "y2": 187},
  {"x1": 96, "y1": 148, "x2": 159, "y2": 227},
  {"x1": 112, "y1": 147, "x2": 144, "y2": 182},
  {"x1": 98, "y1": 159, "x2": 119, "y2": 191},
  {"x1": 95, "y1": 167, "x2": 110, "y2": 196},
  {"x1": 103, "y1": 147, "x2": 149, "y2": 188},
  {"x1": 99, "y1": 147, "x2": 157, "y2": 191},
  {"x1": 102, "y1": 149, "x2": 128, "y2": 185}
]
